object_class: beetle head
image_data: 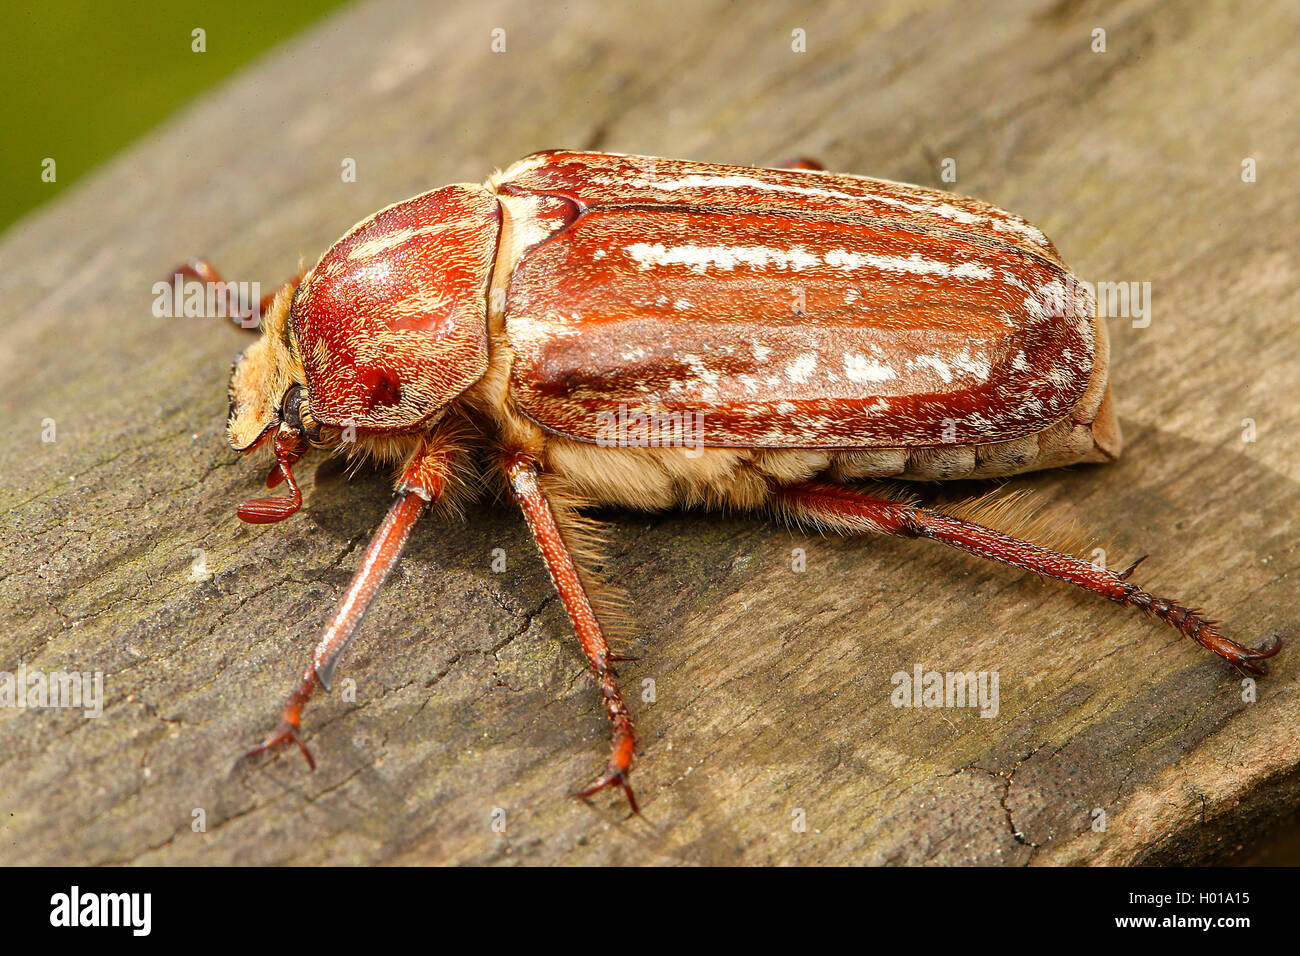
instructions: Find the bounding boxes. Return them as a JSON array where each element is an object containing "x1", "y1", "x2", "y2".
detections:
[{"x1": 226, "y1": 281, "x2": 330, "y2": 523}]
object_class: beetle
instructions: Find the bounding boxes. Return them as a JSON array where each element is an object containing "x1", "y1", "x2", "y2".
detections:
[{"x1": 187, "y1": 150, "x2": 1279, "y2": 812}]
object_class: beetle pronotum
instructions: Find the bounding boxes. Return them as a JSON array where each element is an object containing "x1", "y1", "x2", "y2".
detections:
[{"x1": 190, "y1": 150, "x2": 1279, "y2": 811}]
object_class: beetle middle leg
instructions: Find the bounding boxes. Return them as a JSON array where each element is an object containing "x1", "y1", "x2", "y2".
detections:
[
  {"x1": 502, "y1": 453, "x2": 640, "y2": 814},
  {"x1": 778, "y1": 482, "x2": 1281, "y2": 675}
]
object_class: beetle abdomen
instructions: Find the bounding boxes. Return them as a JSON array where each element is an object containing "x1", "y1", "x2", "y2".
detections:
[{"x1": 495, "y1": 152, "x2": 1098, "y2": 452}]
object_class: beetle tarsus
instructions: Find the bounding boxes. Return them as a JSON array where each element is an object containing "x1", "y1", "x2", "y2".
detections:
[
  {"x1": 1222, "y1": 637, "x2": 1282, "y2": 677},
  {"x1": 245, "y1": 671, "x2": 320, "y2": 769},
  {"x1": 1121, "y1": 584, "x2": 1282, "y2": 675},
  {"x1": 577, "y1": 767, "x2": 641, "y2": 816},
  {"x1": 246, "y1": 718, "x2": 316, "y2": 770}
]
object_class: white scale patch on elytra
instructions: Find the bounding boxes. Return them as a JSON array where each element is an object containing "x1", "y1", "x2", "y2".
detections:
[
  {"x1": 626, "y1": 242, "x2": 819, "y2": 273},
  {"x1": 991, "y1": 217, "x2": 1049, "y2": 247},
  {"x1": 843, "y1": 353, "x2": 897, "y2": 383},
  {"x1": 510, "y1": 309, "x2": 589, "y2": 349},
  {"x1": 998, "y1": 268, "x2": 1030, "y2": 291},
  {"x1": 626, "y1": 243, "x2": 1002, "y2": 284},
  {"x1": 910, "y1": 354, "x2": 954, "y2": 384},
  {"x1": 824, "y1": 249, "x2": 994, "y2": 279},
  {"x1": 866, "y1": 193, "x2": 982, "y2": 227},
  {"x1": 620, "y1": 173, "x2": 862, "y2": 202},
  {"x1": 949, "y1": 350, "x2": 992, "y2": 381},
  {"x1": 501, "y1": 194, "x2": 564, "y2": 257},
  {"x1": 1025, "y1": 278, "x2": 1067, "y2": 320},
  {"x1": 906, "y1": 349, "x2": 992, "y2": 385},
  {"x1": 677, "y1": 353, "x2": 723, "y2": 398},
  {"x1": 1043, "y1": 349, "x2": 1077, "y2": 388},
  {"x1": 784, "y1": 352, "x2": 818, "y2": 383}
]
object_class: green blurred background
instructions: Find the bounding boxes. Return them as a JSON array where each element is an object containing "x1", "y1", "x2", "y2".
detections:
[{"x1": 1, "y1": 0, "x2": 352, "y2": 235}]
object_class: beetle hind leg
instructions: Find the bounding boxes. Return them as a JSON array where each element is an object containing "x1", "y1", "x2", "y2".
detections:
[{"x1": 777, "y1": 482, "x2": 1281, "y2": 675}]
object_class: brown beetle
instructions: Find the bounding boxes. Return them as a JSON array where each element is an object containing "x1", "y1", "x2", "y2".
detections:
[{"x1": 191, "y1": 150, "x2": 1279, "y2": 812}]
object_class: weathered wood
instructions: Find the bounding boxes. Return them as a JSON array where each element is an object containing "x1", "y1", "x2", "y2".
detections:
[{"x1": 1, "y1": 0, "x2": 1297, "y2": 865}]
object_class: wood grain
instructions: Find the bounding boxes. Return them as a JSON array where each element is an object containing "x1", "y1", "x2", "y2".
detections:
[{"x1": 1, "y1": 0, "x2": 1297, "y2": 865}]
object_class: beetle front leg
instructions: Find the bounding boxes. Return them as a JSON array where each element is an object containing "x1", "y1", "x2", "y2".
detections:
[
  {"x1": 245, "y1": 441, "x2": 452, "y2": 768},
  {"x1": 502, "y1": 454, "x2": 640, "y2": 814},
  {"x1": 778, "y1": 482, "x2": 1282, "y2": 675}
]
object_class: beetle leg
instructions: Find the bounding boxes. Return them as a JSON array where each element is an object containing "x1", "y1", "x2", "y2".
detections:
[
  {"x1": 502, "y1": 453, "x2": 640, "y2": 815},
  {"x1": 174, "y1": 258, "x2": 300, "y2": 330},
  {"x1": 778, "y1": 482, "x2": 1282, "y2": 676},
  {"x1": 776, "y1": 156, "x2": 825, "y2": 171},
  {"x1": 245, "y1": 442, "x2": 451, "y2": 768}
]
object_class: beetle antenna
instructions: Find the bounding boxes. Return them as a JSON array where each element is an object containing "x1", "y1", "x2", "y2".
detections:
[{"x1": 237, "y1": 430, "x2": 305, "y2": 523}]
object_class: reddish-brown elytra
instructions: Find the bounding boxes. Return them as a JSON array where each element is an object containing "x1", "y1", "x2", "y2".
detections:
[{"x1": 189, "y1": 151, "x2": 1280, "y2": 813}]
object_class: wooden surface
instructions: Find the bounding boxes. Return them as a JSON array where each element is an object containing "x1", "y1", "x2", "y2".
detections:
[{"x1": 1, "y1": 0, "x2": 1298, "y2": 866}]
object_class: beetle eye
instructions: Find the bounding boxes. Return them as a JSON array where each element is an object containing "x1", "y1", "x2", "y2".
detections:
[{"x1": 280, "y1": 384, "x2": 307, "y2": 432}]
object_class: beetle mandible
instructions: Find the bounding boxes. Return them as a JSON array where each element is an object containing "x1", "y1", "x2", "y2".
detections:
[{"x1": 188, "y1": 150, "x2": 1280, "y2": 812}]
